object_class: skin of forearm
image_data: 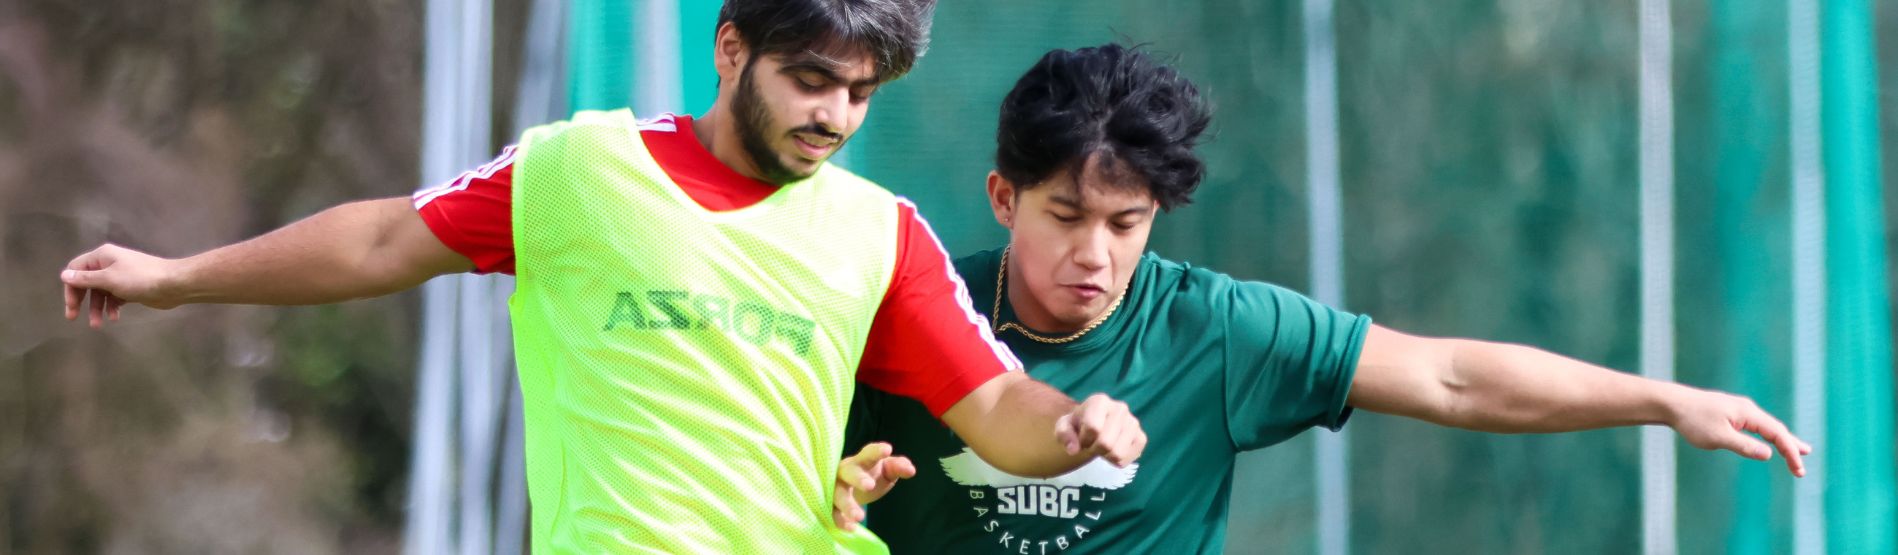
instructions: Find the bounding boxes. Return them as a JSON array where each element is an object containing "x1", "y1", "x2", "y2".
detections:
[
  {"x1": 1432, "y1": 340, "x2": 1685, "y2": 434},
  {"x1": 171, "y1": 198, "x2": 438, "y2": 305},
  {"x1": 951, "y1": 373, "x2": 1091, "y2": 478}
]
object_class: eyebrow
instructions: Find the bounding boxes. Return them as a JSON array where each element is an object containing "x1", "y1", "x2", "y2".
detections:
[
  {"x1": 778, "y1": 54, "x2": 881, "y2": 89},
  {"x1": 1047, "y1": 193, "x2": 1153, "y2": 218}
]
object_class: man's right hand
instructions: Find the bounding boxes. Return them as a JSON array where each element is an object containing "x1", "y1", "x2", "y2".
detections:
[
  {"x1": 1666, "y1": 387, "x2": 1814, "y2": 477},
  {"x1": 62, "y1": 243, "x2": 183, "y2": 327},
  {"x1": 1055, "y1": 393, "x2": 1146, "y2": 467}
]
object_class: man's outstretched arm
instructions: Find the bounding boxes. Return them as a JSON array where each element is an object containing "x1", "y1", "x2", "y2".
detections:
[
  {"x1": 1347, "y1": 324, "x2": 1813, "y2": 476},
  {"x1": 62, "y1": 197, "x2": 473, "y2": 326}
]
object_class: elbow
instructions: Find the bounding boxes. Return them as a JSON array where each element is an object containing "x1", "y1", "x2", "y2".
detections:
[{"x1": 1427, "y1": 340, "x2": 1535, "y2": 433}]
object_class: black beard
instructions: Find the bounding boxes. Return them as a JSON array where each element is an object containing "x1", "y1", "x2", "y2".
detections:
[
  {"x1": 732, "y1": 58, "x2": 846, "y2": 184},
  {"x1": 734, "y1": 60, "x2": 806, "y2": 184}
]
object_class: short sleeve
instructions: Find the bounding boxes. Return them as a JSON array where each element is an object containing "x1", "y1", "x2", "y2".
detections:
[
  {"x1": 412, "y1": 146, "x2": 518, "y2": 274},
  {"x1": 855, "y1": 200, "x2": 1020, "y2": 417},
  {"x1": 1222, "y1": 279, "x2": 1371, "y2": 451}
]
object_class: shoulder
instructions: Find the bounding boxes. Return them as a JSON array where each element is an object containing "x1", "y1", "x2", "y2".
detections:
[
  {"x1": 518, "y1": 108, "x2": 641, "y2": 149},
  {"x1": 1137, "y1": 252, "x2": 1232, "y2": 302},
  {"x1": 1135, "y1": 253, "x2": 1313, "y2": 324}
]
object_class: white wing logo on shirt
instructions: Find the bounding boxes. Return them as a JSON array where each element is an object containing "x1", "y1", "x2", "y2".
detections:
[{"x1": 939, "y1": 448, "x2": 1138, "y2": 490}]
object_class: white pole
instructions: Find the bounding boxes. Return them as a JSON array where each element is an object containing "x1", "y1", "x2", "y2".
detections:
[
  {"x1": 634, "y1": 0, "x2": 682, "y2": 118},
  {"x1": 1303, "y1": 1, "x2": 1348, "y2": 554},
  {"x1": 452, "y1": 0, "x2": 498, "y2": 552},
  {"x1": 1787, "y1": 0, "x2": 1827, "y2": 553},
  {"x1": 489, "y1": 0, "x2": 568, "y2": 551},
  {"x1": 407, "y1": 0, "x2": 493, "y2": 552},
  {"x1": 1636, "y1": 1, "x2": 1677, "y2": 554},
  {"x1": 405, "y1": 0, "x2": 463, "y2": 552}
]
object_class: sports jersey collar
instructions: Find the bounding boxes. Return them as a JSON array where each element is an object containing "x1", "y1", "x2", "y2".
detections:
[
  {"x1": 640, "y1": 113, "x2": 785, "y2": 211},
  {"x1": 990, "y1": 250, "x2": 1156, "y2": 354}
]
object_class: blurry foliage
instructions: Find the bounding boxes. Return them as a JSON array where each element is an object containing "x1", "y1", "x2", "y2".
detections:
[{"x1": 0, "y1": 0, "x2": 449, "y2": 552}]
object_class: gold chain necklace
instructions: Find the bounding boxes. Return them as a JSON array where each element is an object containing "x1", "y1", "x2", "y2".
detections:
[{"x1": 992, "y1": 246, "x2": 1126, "y2": 344}]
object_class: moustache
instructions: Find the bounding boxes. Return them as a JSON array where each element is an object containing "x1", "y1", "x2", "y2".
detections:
[{"x1": 788, "y1": 125, "x2": 842, "y2": 142}]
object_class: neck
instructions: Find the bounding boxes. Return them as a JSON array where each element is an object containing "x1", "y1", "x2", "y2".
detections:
[{"x1": 693, "y1": 103, "x2": 768, "y2": 182}]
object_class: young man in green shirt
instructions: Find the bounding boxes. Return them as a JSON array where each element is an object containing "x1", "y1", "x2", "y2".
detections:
[{"x1": 833, "y1": 43, "x2": 1811, "y2": 553}]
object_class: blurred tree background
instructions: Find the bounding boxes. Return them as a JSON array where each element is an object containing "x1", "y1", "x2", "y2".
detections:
[
  {"x1": 1, "y1": 1, "x2": 439, "y2": 552},
  {"x1": 0, "y1": 0, "x2": 1894, "y2": 553}
]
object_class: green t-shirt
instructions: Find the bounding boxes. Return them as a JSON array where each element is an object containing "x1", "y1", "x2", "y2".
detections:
[{"x1": 847, "y1": 248, "x2": 1370, "y2": 554}]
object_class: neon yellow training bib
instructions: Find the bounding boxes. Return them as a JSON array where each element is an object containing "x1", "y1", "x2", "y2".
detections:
[{"x1": 509, "y1": 109, "x2": 897, "y2": 553}]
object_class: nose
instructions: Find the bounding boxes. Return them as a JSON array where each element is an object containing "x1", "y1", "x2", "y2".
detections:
[
  {"x1": 812, "y1": 88, "x2": 851, "y2": 137},
  {"x1": 1071, "y1": 227, "x2": 1110, "y2": 272}
]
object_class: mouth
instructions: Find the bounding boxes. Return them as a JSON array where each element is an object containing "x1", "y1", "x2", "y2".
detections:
[
  {"x1": 791, "y1": 133, "x2": 837, "y2": 160},
  {"x1": 1063, "y1": 283, "x2": 1106, "y2": 300}
]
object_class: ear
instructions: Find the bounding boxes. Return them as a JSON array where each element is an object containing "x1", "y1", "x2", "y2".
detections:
[
  {"x1": 713, "y1": 22, "x2": 748, "y2": 85},
  {"x1": 987, "y1": 170, "x2": 1017, "y2": 230}
]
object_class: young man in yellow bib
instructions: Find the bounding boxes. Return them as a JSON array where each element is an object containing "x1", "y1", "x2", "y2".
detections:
[
  {"x1": 834, "y1": 43, "x2": 1812, "y2": 554},
  {"x1": 56, "y1": 2, "x2": 1148, "y2": 552}
]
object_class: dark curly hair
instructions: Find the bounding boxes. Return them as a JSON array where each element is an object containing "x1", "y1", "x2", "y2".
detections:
[
  {"x1": 995, "y1": 43, "x2": 1211, "y2": 210},
  {"x1": 718, "y1": 0, "x2": 936, "y2": 84}
]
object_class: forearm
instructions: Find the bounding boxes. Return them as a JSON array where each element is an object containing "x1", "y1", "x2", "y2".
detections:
[
  {"x1": 943, "y1": 373, "x2": 1091, "y2": 478},
  {"x1": 1434, "y1": 340, "x2": 1686, "y2": 433},
  {"x1": 172, "y1": 198, "x2": 454, "y2": 305},
  {"x1": 1352, "y1": 327, "x2": 1809, "y2": 474}
]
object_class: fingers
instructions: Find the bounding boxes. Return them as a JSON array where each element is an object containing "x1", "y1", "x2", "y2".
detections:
[
  {"x1": 1741, "y1": 411, "x2": 1810, "y2": 478},
  {"x1": 843, "y1": 442, "x2": 893, "y2": 491},
  {"x1": 1097, "y1": 427, "x2": 1146, "y2": 466},
  {"x1": 63, "y1": 246, "x2": 115, "y2": 324},
  {"x1": 89, "y1": 287, "x2": 106, "y2": 329},
  {"x1": 1092, "y1": 417, "x2": 1124, "y2": 463},
  {"x1": 832, "y1": 480, "x2": 862, "y2": 531},
  {"x1": 838, "y1": 455, "x2": 875, "y2": 493},
  {"x1": 856, "y1": 455, "x2": 914, "y2": 506},
  {"x1": 1063, "y1": 394, "x2": 1144, "y2": 466},
  {"x1": 1717, "y1": 429, "x2": 1774, "y2": 461},
  {"x1": 854, "y1": 441, "x2": 894, "y2": 464},
  {"x1": 64, "y1": 279, "x2": 81, "y2": 321},
  {"x1": 1110, "y1": 426, "x2": 1149, "y2": 467},
  {"x1": 1064, "y1": 395, "x2": 1109, "y2": 452},
  {"x1": 837, "y1": 442, "x2": 910, "y2": 529},
  {"x1": 878, "y1": 455, "x2": 916, "y2": 482},
  {"x1": 833, "y1": 460, "x2": 867, "y2": 530},
  {"x1": 1055, "y1": 413, "x2": 1080, "y2": 455},
  {"x1": 1078, "y1": 401, "x2": 1106, "y2": 452}
]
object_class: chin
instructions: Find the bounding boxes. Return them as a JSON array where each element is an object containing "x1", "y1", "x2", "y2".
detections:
[
  {"x1": 1057, "y1": 308, "x2": 1102, "y2": 327},
  {"x1": 781, "y1": 155, "x2": 823, "y2": 175}
]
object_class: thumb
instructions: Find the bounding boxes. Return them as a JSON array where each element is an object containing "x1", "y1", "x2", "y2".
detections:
[
  {"x1": 1054, "y1": 412, "x2": 1080, "y2": 455},
  {"x1": 62, "y1": 268, "x2": 115, "y2": 290}
]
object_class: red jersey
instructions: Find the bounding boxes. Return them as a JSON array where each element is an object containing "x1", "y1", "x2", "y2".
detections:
[{"x1": 411, "y1": 113, "x2": 1018, "y2": 416}]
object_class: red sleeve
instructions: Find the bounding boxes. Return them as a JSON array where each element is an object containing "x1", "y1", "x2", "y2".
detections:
[
  {"x1": 412, "y1": 146, "x2": 518, "y2": 275},
  {"x1": 857, "y1": 200, "x2": 1021, "y2": 417}
]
